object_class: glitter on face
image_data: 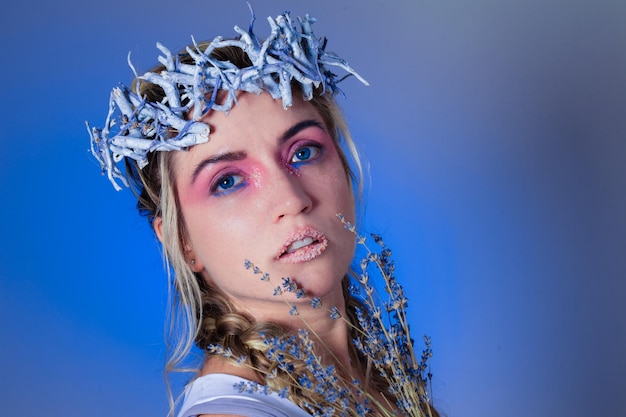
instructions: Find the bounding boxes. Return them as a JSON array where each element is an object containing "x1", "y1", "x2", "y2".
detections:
[
  {"x1": 250, "y1": 167, "x2": 262, "y2": 189},
  {"x1": 276, "y1": 226, "x2": 329, "y2": 264}
]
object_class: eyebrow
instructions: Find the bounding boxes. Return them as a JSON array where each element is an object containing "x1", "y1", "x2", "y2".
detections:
[
  {"x1": 278, "y1": 119, "x2": 325, "y2": 144},
  {"x1": 191, "y1": 151, "x2": 247, "y2": 185},
  {"x1": 190, "y1": 118, "x2": 325, "y2": 185}
]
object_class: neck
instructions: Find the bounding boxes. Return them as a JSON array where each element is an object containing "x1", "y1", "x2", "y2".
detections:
[{"x1": 235, "y1": 290, "x2": 355, "y2": 371}]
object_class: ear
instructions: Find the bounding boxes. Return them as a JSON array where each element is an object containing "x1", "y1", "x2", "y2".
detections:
[
  {"x1": 153, "y1": 217, "x2": 164, "y2": 243},
  {"x1": 153, "y1": 217, "x2": 204, "y2": 273},
  {"x1": 182, "y1": 241, "x2": 205, "y2": 273}
]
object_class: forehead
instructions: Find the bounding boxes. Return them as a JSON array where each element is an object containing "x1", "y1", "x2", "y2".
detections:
[
  {"x1": 171, "y1": 92, "x2": 327, "y2": 172},
  {"x1": 204, "y1": 91, "x2": 323, "y2": 137}
]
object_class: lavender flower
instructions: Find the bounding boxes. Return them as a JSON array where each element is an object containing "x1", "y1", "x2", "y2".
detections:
[{"x1": 231, "y1": 223, "x2": 435, "y2": 416}]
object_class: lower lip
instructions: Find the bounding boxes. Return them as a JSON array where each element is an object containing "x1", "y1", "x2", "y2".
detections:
[{"x1": 277, "y1": 238, "x2": 328, "y2": 264}]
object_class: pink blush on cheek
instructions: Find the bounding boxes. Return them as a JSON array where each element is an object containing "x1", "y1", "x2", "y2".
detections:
[{"x1": 177, "y1": 182, "x2": 207, "y2": 206}]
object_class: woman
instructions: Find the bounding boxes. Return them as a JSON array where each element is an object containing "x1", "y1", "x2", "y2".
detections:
[{"x1": 88, "y1": 6, "x2": 434, "y2": 417}]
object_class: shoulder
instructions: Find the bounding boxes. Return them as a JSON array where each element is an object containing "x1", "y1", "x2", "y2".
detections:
[
  {"x1": 198, "y1": 415, "x2": 245, "y2": 417},
  {"x1": 176, "y1": 373, "x2": 310, "y2": 417}
]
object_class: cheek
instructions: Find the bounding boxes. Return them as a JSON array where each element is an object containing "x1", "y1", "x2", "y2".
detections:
[
  {"x1": 325, "y1": 158, "x2": 355, "y2": 213},
  {"x1": 178, "y1": 190, "x2": 264, "y2": 265},
  {"x1": 183, "y1": 205, "x2": 253, "y2": 283}
]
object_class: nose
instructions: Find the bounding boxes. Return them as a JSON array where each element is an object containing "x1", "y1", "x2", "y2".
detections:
[{"x1": 268, "y1": 168, "x2": 313, "y2": 222}]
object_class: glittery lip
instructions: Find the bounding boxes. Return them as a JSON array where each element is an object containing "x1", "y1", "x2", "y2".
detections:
[{"x1": 275, "y1": 226, "x2": 328, "y2": 264}]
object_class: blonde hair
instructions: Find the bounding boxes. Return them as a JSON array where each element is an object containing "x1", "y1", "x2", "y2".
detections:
[{"x1": 121, "y1": 41, "x2": 390, "y2": 414}]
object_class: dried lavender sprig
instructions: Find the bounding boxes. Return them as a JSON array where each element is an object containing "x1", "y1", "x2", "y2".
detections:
[
  {"x1": 337, "y1": 213, "x2": 433, "y2": 414},
  {"x1": 242, "y1": 260, "x2": 389, "y2": 416},
  {"x1": 243, "y1": 238, "x2": 433, "y2": 416}
]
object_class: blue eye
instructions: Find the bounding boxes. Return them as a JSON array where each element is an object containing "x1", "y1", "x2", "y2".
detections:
[
  {"x1": 291, "y1": 145, "x2": 320, "y2": 165},
  {"x1": 213, "y1": 174, "x2": 245, "y2": 196}
]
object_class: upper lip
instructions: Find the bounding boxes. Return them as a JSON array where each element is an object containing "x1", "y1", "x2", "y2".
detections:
[{"x1": 275, "y1": 226, "x2": 327, "y2": 259}]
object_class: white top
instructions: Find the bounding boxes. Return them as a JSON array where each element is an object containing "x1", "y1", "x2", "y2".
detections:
[{"x1": 176, "y1": 373, "x2": 312, "y2": 417}]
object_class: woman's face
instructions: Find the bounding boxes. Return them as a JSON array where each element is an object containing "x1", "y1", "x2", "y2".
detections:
[{"x1": 171, "y1": 92, "x2": 356, "y2": 313}]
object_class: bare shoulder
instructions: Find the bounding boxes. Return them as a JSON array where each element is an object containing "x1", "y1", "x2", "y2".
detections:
[
  {"x1": 193, "y1": 360, "x2": 263, "y2": 417},
  {"x1": 198, "y1": 415, "x2": 247, "y2": 417}
]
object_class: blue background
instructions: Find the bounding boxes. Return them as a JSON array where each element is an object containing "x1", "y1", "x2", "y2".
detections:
[{"x1": 1, "y1": 1, "x2": 625, "y2": 416}]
